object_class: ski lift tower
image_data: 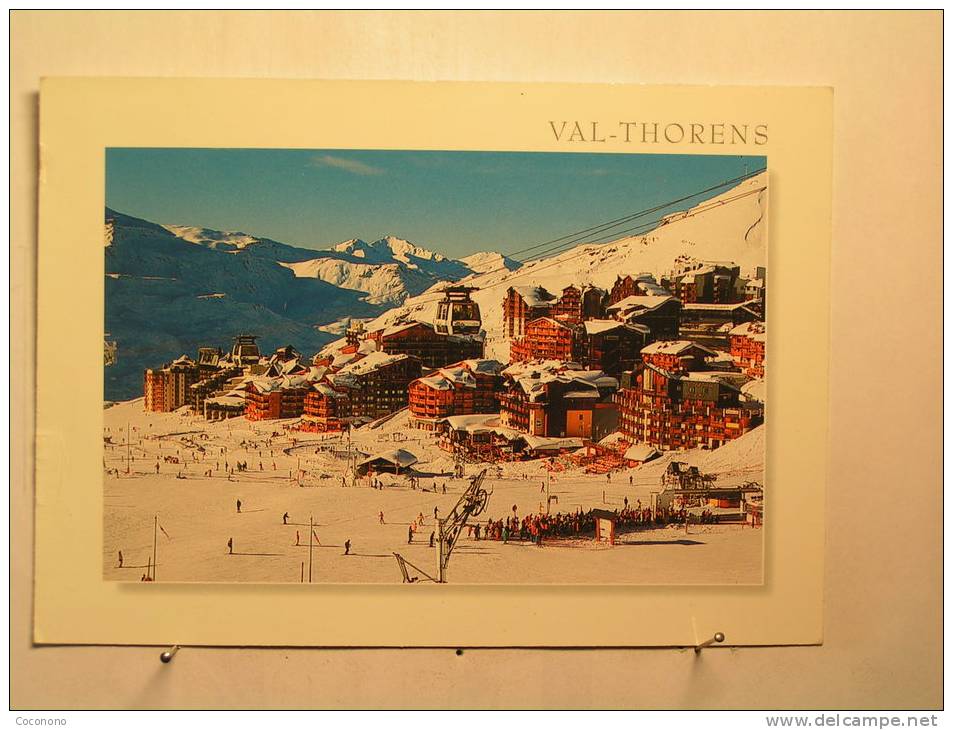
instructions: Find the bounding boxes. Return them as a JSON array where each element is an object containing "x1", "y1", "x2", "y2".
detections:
[{"x1": 393, "y1": 468, "x2": 490, "y2": 584}]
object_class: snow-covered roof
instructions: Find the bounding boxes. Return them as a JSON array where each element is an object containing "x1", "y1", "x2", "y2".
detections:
[
  {"x1": 681, "y1": 302, "x2": 760, "y2": 313},
  {"x1": 511, "y1": 285, "x2": 555, "y2": 307},
  {"x1": 583, "y1": 319, "x2": 623, "y2": 335},
  {"x1": 741, "y1": 379, "x2": 767, "y2": 403},
  {"x1": 460, "y1": 359, "x2": 504, "y2": 375},
  {"x1": 519, "y1": 435, "x2": 584, "y2": 452},
  {"x1": 606, "y1": 294, "x2": 675, "y2": 313},
  {"x1": 313, "y1": 383, "x2": 348, "y2": 399},
  {"x1": 641, "y1": 340, "x2": 717, "y2": 357},
  {"x1": 563, "y1": 389, "x2": 599, "y2": 399},
  {"x1": 331, "y1": 351, "x2": 361, "y2": 368},
  {"x1": 357, "y1": 449, "x2": 418, "y2": 469},
  {"x1": 381, "y1": 321, "x2": 429, "y2": 338},
  {"x1": 507, "y1": 363, "x2": 616, "y2": 401},
  {"x1": 526, "y1": 316, "x2": 573, "y2": 331},
  {"x1": 679, "y1": 265, "x2": 716, "y2": 280},
  {"x1": 623, "y1": 444, "x2": 660, "y2": 462},
  {"x1": 337, "y1": 351, "x2": 410, "y2": 376},
  {"x1": 204, "y1": 394, "x2": 245, "y2": 408},
  {"x1": 730, "y1": 321, "x2": 767, "y2": 341},
  {"x1": 443, "y1": 414, "x2": 500, "y2": 433}
]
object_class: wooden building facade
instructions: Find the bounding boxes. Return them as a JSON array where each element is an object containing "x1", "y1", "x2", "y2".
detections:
[{"x1": 615, "y1": 363, "x2": 761, "y2": 451}]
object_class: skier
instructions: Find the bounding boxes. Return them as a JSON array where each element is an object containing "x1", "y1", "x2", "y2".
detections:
[
  {"x1": 344, "y1": 539, "x2": 351, "y2": 556},
  {"x1": 236, "y1": 499, "x2": 242, "y2": 514},
  {"x1": 407, "y1": 526, "x2": 413, "y2": 544},
  {"x1": 227, "y1": 537, "x2": 233, "y2": 555},
  {"x1": 282, "y1": 512, "x2": 289, "y2": 525},
  {"x1": 379, "y1": 511, "x2": 385, "y2": 525},
  {"x1": 117, "y1": 550, "x2": 123, "y2": 568}
]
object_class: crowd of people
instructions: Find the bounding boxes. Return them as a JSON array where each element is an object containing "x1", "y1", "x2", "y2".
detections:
[{"x1": 469, "y1": 503, "x2": 721, "y2": 546}]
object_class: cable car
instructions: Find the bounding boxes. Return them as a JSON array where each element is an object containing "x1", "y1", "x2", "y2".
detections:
[{"x1": 434, "y1": 286, "x2": 482, "y2": 336}]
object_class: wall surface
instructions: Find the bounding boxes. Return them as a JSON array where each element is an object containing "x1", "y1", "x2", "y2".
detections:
[{"x1": 11, "y1": 10, "x2": 942, "y2": 709}]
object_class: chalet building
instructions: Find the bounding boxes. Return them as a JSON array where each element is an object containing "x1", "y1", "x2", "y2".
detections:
[
  {"x1": 272, "y1": 345, "x2": 302, "y2": 363},
  {"x1": 300, "y1": 352, "x2": 424, "y2": 431},
  {"x1": 510, "y1": 317, "x2": 577, "y2": 363},
  {"x1": 678, "y1": 302, "x2": 761, "y2": 348},
  {"x1": 608, "y1": 273, "x2": 670, "y2": 305},
  {"x1": 408, "y1": 359, "x2": 504, "y2": 430},
  {"x1": 202, "y1": 391, "x2": 246, "y2": 421},
  {"x1": 367, "y1": 321, "x2": 484, "y2": 369},
  {"x1": 640, "y1": 340, "x2": 718, "y2": 374},
  {"x1": 550, "y1": 285, "x2": 583, "y2": 324},
  {"x1": 244, "y1": 375, "x2": 311, "y2": 421},
  {"x1": 614, "y1": 363, "x2": 762, "y2": 451},
  {"x1": 498, "y1": 361, "x2": 619, "y2": 441},
  {"x1": 672, "y1": 263, "x2": 742, "y2": 304},
  {"x1": 436, "y1": 414, "x2": 522, "y2": 462},
  {"x1": 189, "y1": 365, "x2": 243, "y2": 413},
  {"x1": 577, "y1": 320, "x2": 651, "y2": 375},
  {"x1": 300, "y1": 381, "x2": 353, "y2": 433},
  {"x1": 581, "y1": 285, "x2": 608, "y2": 320},
  {"x1": 337, "y1": 352, "x2": 422, "y2": 419},
  {"x1": 143, "y1": 355, "x2": 199, "y2": 412},
  {"x1": 744, "y1": 277, "x2": 765, "y2": 302},
  {"x1": 509, "y1": 318, "x2": 652, "y2": 375},
  {"x1": 502, "y1": 286, "x2": 557, "y2": 339},
  {"x1": 729, "y1": 321, "x2": 766, "y2": 378},
  {"x1": 606, "y1": 294, "x2": 681, "y2": 338}
]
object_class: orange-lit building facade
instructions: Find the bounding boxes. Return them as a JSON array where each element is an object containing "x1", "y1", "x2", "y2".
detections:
[
  {"x1": 729, "y1": 322, "x2": 766, "y2": 378},
  {"x1": 143, "y1": 356, "x2": 199, "y2": 412},
  {"x1": 614, "y1": 364, "x2": 761, "y2": 451},
  {"x1": 407, "y1": 360, "x2": 504, "y2": 429},
  {"x1": 502, "y1": 286, "x2": 556, "y2": 339},
  {"x1": 244, "y1": 379, "x2": 309, "y2": 421},
  {"x1": 510, "y1": 317, "x2": 577, "y2": 363},
  {"x1": 366, "y1": 321, "x2": 483, "y2": 369}
]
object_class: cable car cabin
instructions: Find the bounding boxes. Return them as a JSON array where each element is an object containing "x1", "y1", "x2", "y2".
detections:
[{"x1": 434, "y1": 286, "x2": 482, "y2": 336}]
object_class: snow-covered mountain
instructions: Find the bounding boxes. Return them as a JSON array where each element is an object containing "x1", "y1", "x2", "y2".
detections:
[
  {"x1": 331, "y1": 172, "x2": 768, "y2": 362},
  {"x1": 275, "y1": 235, "x2": 490, "y2": 305},
  {"x1": 104, "y1": 210, "x2": 518, "y2": 399},
  {"x1": 459, "y1": 251, "x2": 522, "y2": 275}
]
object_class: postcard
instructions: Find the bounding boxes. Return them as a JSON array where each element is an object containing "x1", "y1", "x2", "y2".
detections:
[
  {"x1": 103, "y1": 148, "x2": 767, "y2": 585},
  {"x1": 36, "y1": 79, "x2": 830, "y2": 645}
]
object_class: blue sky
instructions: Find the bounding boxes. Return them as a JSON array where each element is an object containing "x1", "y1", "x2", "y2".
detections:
[{"x1": 106, "y1": 149, "x2": 765, "y2": 260}]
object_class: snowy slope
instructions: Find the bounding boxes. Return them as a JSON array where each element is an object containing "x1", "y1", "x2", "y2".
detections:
[{"x1": 336, "y1": 172, "x2": 768, "y2": 361}]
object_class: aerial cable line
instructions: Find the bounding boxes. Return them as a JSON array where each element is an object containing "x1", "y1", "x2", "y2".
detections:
[
  {"x1": 504, "y1": 167, "x2": 766, "y2": 260},
  {"x1": 526, "y1": 187, "x2": 766, "y2": 262},
  {"x1": 401, "y1": 178, "x2": 766, "y2": 307}
]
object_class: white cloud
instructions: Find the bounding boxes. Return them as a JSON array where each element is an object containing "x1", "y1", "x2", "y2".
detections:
[{"x1": 310, "y1": 154, "x2": 384, "y2": 176}]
